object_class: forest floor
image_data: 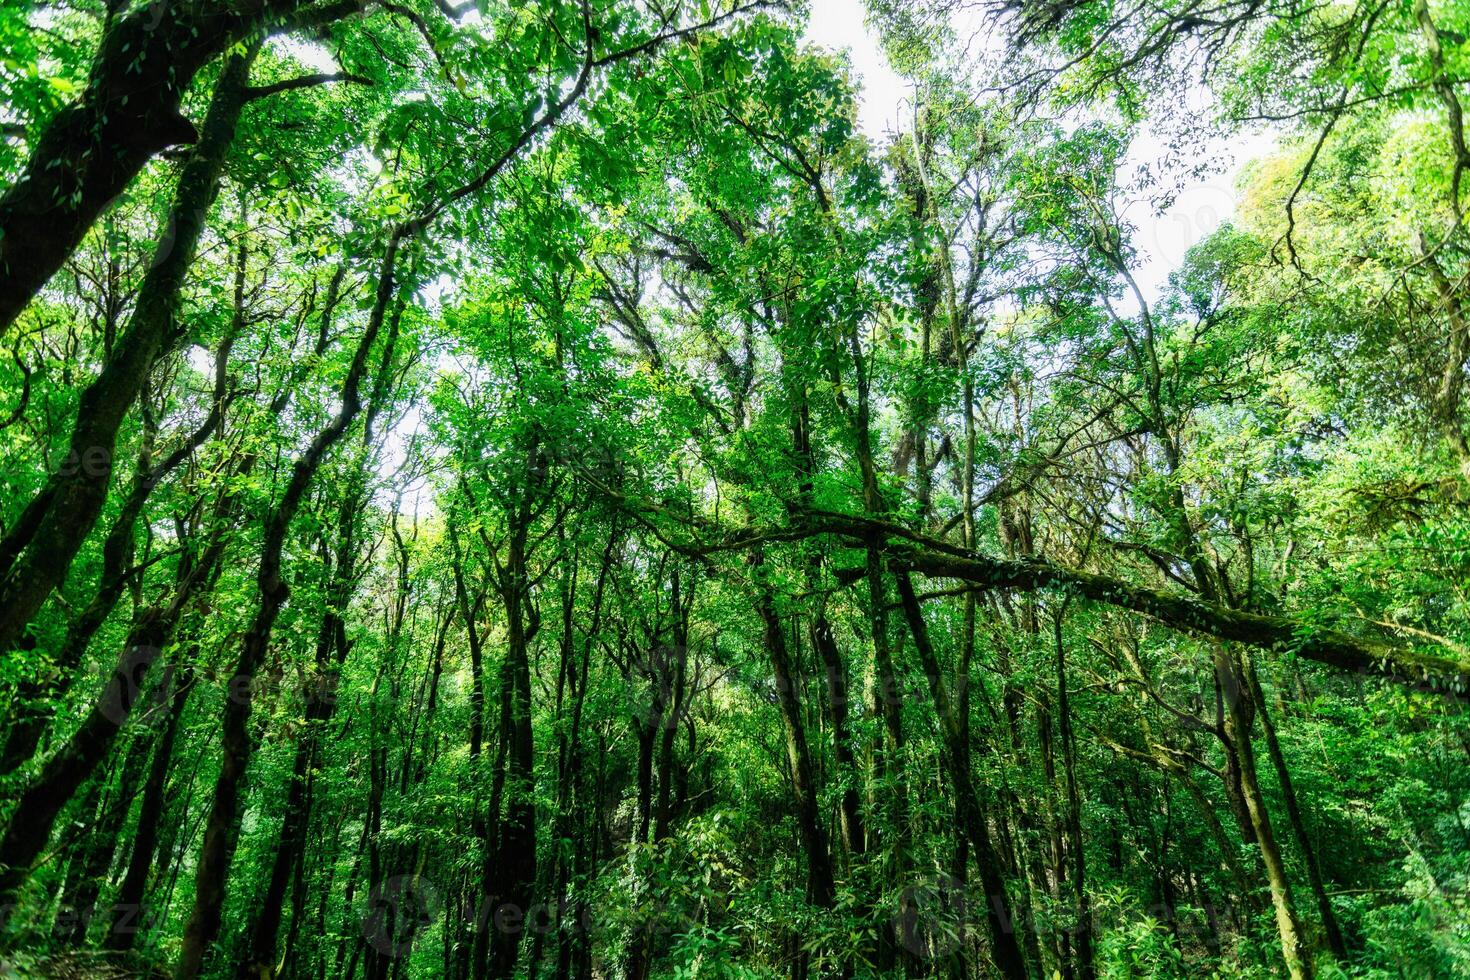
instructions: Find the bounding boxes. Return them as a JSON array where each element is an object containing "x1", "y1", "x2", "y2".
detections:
[{"x1": 0, "y1": 950, "x2": 169, "y2": 979}]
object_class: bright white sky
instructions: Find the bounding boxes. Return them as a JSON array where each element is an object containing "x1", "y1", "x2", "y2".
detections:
[
  {"x1": 805, "y1": 0, "x2": 909, "y2": 136},
  {"x1": 802, "y1": 0, "x2": 1278, "y2": 304}
]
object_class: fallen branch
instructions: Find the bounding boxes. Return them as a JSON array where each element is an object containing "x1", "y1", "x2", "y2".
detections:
[{"x1": 576, "y1": 471, "x2": 1470, "y2": 694}]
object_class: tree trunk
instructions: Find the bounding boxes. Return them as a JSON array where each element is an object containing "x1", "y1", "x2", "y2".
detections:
[
  {"x1": 0, "y1": 0, "x2": 339, "y2": 331},
  {"x1": 895, "y1": 569, "x2": 1030, "y2": 980},
  {"x1": 1053, "y1": 614, "x2": 1095, "y2": 980},
  {"x1": 0, "y1": 41, "x2": 258, "y2": 653},
  {"x1": 105, "y1": 662, "x2": 194, "y2": 950},
  {"x1": 752, "y1": 547, "x2": 836, "y2": 911},
  {"x1": 53, "y1": 701, "x2": 153, "y2": 944},
  {"x1": 1, "y1": 306, "x2": 232, "y2": 777},
  {"x1": 0, "y1": 512, "x2": 227, "y2": 906},
  {"x1": 173, "y1": 239, "x2": 400, "y2": 980},
  {"x1": 1215, "y1": 646, "x2": 1314, "y2": 980},
  {"x1": 48, "y1": 770, "x2": 106, "y2": 943},
  {"x1": 238, "y1": 514, "x2": 359, "y2": 980},
  {"x1": 485, "y1": 483, "x2": 540, "y2": 979},
  {"x1": 1244, "y1": 654, "x2": 1349, "y2": 961}
]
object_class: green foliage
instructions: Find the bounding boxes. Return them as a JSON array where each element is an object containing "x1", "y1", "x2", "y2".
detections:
[{"x1": 1, "y1": 0, "x2": 1469, "y2": 978}]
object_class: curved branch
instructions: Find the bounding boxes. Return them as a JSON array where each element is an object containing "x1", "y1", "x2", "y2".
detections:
[{"x1": 242, "y1": 71, "x2": 373, "y2": 101}]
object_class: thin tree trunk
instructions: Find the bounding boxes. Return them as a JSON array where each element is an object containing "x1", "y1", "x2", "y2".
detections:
[
  {"x1": 106, "y1": 662, "x2": 195, "y2": 950},
  {"x1": 174, "y1": 239, "x2": 401, "y2": 980},
  {"x1": 48, "y1": 769, "x2": 107, "y2": 943},
  {"x1": 1, "y1": 301, "x2": 233, "y2": 777},
  {"x1": 1244, "y1": 654, "x2": 1349, "y2": 961},
  {"x1": 1053, "y1": 613, "x2": 1095, "y2": 980},
  {"x1": 895, "y1": 569, "x2": 1029, "y2": 980},
  {"x1": 0, "y1": 520, "x2": 229, "y2": 904},
  {"x1": 1215, "y1": 646, "x2": 1314, "y2": 980},
  {"x1": 239, "y1": 479, "x2": 368, "y2": 980},
  {"x1": 753, "y1": 547, "x2": 836, "y2": 910},
  {"x1": 53, "y1": 700, "x2": 153, "y2": 944},
  {"x1": 486, "y1": 477, "x2": 540, "y2": 979}
]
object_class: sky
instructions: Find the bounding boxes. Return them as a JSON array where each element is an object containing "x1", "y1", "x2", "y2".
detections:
[{"x1": 802, "y1": 0, "x2": 1278, "y2": 304}]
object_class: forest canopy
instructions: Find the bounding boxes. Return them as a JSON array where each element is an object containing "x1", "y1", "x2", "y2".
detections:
[{"x1": 1, "y1": 0, "x2": 1468, "y2": 977}]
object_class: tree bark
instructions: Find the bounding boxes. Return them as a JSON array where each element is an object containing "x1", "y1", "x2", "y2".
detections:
[
  {"x1": 173, "y1": 238, "x2": 400, "y2": 980},
  {"x1": 0, "y1": 41, "x2": 258, "y2": 654},
  {"x1": 852, "y1": 525, "x2": 1470, "y2": 692},
  {"x1": 0, "y1": 309, "x2": 232, "y2": 777},
  {"x1": 1244, "y1": 655, "x2": 1349, "y2": 959},
  {"x1": 0, "y1": 0, "x2": 344, "y2": 331},
  {"x1": 752, "y1": 547, "x2": 836, "y2": 910},
  {"x1": 105, "y1": 662, "x2": 195, "y2": 950},
  {"x1": 0, "y1": 538, "x2": 221, "y2": 906},
  {"x1": 1215, "y1": 645, "x2": 1314, "y2": 980},
  {"x1": 895, "y1": 569, "x2": 1030, "y2": 980},
  {"x1": 485, "y1": 468, "x2": 541, "y2": 980},
  {"x1": 239, "y1": 486, "x2": 365, "y2": 980},
  {"x1": 1053, "y1": 613, "x2": 1096, "y2": 980}
]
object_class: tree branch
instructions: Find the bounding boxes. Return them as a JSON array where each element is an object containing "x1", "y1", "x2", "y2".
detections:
[
  {"x1": 886, "y1": 540, "x2": 1470, "y2": 696},
  {"x1": 242, "y1": 72, "x2": 373, "y2": 101}
]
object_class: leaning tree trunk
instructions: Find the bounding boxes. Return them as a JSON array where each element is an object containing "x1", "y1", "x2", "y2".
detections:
[
  {"x1": 0, "y1": 530, "x2": 225, "y2": 906},
  {"x1": 0, "y1": 311, "x2": 232, "y2": 777},
  {"x1": 237, "y1": 359, "x2": 399, "y2": 979},
  {"x1": 0, "y1": 42, "x2": 258, "y2": 654},
  {"x1": 173, "y1": 239, "x2": 400, "y2": 980},
  {"x1": 52, "y1": 689, "x2": 154, "y2": 945},
  {"x1": 0, "y1": 0, "x2": 339, "y2": 331},
  {"x1": 47, "y1": 766, "x2": 107, "y2": 943}
]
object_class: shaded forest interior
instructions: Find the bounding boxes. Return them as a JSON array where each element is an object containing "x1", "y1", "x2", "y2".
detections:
[{"x1": 1, "y1": 0, "x2": 1470, "y2": 977}]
